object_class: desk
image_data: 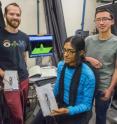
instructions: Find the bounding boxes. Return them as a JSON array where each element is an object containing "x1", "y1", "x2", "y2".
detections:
[{"x1": 29, "y1": 65, "x2": 57, "y2": 85}]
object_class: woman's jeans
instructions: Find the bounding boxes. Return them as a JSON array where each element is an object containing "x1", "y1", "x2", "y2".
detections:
[
  {"x1": 95, "y1": 90, "x2": 111, "y2": 124},
  {"x1": 31, "y1": 109, "x2": 92, "y2": 124}
]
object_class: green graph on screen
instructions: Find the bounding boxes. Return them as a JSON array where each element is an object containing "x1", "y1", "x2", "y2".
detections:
[{"x1": 32, "y1": 43, "x2": 52, "y2": 54}]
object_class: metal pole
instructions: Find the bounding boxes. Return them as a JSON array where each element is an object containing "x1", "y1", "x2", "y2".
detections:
[
  {"x1": 36, "y1": 0, "x2": 41, "y2": 65},
  {"x1": 81, "y1": 0, "x2": 86, "y2": 32},
  {"x1": 37, "y1": 0, "x2": 40, "y2": 34}
]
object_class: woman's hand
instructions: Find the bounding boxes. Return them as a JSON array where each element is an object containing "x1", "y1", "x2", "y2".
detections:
[
  {"x1": 51, "y1": 108, "x2": 69, "y2": 116},
  {"x1": 85, "y1": 57, "x2": 102, "y2": 69}
]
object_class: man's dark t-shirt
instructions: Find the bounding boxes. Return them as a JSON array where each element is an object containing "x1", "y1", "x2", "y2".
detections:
[{"x1": 0, "y1": 28, "x2": 29, "y2": 82}]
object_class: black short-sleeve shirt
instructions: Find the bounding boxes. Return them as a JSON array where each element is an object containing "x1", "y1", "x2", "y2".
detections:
[{"x1": 0, "y1": 28, "x2": 29, "y2": 82}]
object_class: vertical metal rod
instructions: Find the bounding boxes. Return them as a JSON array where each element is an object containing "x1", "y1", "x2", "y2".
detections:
[
  {"x1": 81, "y1": 0, "x2": 86, "y2": 33},
  {"x1": 36, "y1": 0, "x2": 40, "y2": 65},
  {"x1": 37, "y1": 0, "x2": 40, "y2": 34}
]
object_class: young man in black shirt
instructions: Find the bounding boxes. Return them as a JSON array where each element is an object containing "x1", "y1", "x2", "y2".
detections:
[{"x1": 0, "y1": 3, "x2": 29, "y2": 124}]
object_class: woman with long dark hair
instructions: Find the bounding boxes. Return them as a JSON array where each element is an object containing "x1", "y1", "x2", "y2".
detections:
[{"x1": 32, "y1": 36, "x2": 96, "y2": 124}]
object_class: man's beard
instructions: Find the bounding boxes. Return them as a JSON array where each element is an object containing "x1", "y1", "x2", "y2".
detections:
[{"x1": 6, "y1": 17, "x2": 20, "y2": 29}]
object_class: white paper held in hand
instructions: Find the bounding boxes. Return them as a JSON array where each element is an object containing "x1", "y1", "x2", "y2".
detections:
[
  {"x1": 3, "y1": 70, "x2": 19, "y2": 91},
  {"x1": 36, "y1": 83, "x2": 58, "y2": 117}
]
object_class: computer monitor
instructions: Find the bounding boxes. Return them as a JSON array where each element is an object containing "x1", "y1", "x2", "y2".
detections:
[{"x1": 29, "y1": 35, "x2": 54, "y2": 58}]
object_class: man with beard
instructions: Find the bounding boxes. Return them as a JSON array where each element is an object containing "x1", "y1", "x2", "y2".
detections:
[{"x1": 0, "y1": 3, "x2": 29, "y2": 124}]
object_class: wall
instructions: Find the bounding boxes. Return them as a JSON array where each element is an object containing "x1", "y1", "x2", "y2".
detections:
[
  {"x1": 84, "y1": 0, "x2": 97, "y2": 33},
  {"x1": 62, "y1": 0, "x2": 97, "y2": 36},
  {"x1": 61, "y1": 0, "x2": 83, "y2": 36},
  {"x1": 1, "y1": 0, "x2": 97, "y2": 67}
]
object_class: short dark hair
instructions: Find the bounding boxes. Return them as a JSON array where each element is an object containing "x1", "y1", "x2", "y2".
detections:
[
  {"x1": 4, "y1": 3, "x2": 21, "y2": 15},
  {"x1": 95, "y1": 8, "x2": 114, "y2": 19}
]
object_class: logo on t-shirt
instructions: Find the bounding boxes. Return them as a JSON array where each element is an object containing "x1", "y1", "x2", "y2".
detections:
[
  {"x1": 11, "y1": 41, "x2": 19, "y2": 48},
  {"x1": 3, "y1": 40, "x2": 10, "y2": 47},
  {"x1": 3, "y1": 40, "x2": 19, "y2": 48}
]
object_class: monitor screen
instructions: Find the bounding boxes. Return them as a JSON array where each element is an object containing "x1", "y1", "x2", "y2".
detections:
[{"x1": 29, "y1": 35, "x2": 54, "y2": 58}]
